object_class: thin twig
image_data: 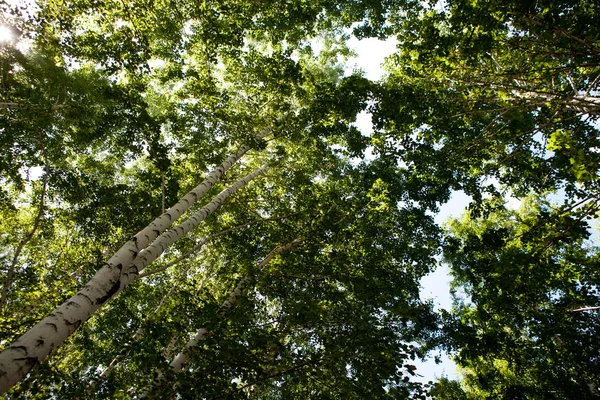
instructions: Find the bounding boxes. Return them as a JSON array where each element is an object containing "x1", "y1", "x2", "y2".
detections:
[
  {"x1": 568, "y1": 305, "x2": 600, "y2": 313},
  {"x1": 212, "y1": 357, "x2": 321, "y2": 400},
  {"x1": 584, "y1": 73, "x2": 600, "y2": 97}
]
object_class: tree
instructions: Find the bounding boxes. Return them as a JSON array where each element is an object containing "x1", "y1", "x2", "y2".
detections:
[
  {"x1": 374, "y1": 0, "x2": 600, "y2": 397},
  {"x1": 437, "y1": 195, "x2": 600, "y2": 398}
]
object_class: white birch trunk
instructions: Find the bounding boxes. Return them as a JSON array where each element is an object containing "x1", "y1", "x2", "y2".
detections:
[
  {"x1": 140, "y1": 239, "x2": 302, "y2": 398},
  {"x1": 0, "y1": 131, "x2": 270, "y2": 395}
]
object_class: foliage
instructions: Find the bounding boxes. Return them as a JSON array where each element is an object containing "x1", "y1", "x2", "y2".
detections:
[
  {"x1": 436, "y1": 196, "x2": 600, "y2": 398},
  {"x1": 0, "y1": 0, "x2": 599, "y2": 398}
]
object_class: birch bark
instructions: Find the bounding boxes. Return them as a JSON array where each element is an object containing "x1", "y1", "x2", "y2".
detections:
[
  {"x1": 140, "y1": 239, "x2": 302, "y2": 399},
  {"x1": 0, "y1": 130, "x2": 270, "y2": 395}
]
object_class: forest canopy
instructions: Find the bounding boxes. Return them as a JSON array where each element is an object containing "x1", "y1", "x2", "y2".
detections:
[{"x1": 0, "y1": 0, "x2": 599, "y2": 398}]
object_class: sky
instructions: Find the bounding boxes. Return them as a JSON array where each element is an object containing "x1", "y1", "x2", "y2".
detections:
[{"x1": 345, "y1": 36, "x2": 463, "y2": 382}]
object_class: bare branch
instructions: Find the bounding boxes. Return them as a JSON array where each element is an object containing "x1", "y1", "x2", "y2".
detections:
[{"x1": 568, "y1": 305, "x2": 600, "y2": 313}]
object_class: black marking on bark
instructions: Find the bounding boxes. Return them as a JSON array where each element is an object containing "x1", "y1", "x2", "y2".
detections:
[
  {"x1": 191, "y1": 191, "x2": 198, "y2": 200},
  {"x1": 153, "y1": 229, "x2": 160, "y2": 236},
  {"x1": 165, "y1": 213, "x2": 172, "y2": 220},
  {"x1": 9, "y1": 346, "x2": 28, "y2": 355},
  {"x1": 66, "y1": 301, "x2": 80, "y2": 308},
  {"x1": 96, "y1": 280, "x2": 121, "y2": 305},
  {"x1": 46, "y1": 322, "x2": 58, "y2": 332},
  {"x1": 77, "y1": 293, "x2": 93, "y2": 304},
  {"x1": 14, "y1": 356, "x2": 39, "y2": 373},
  {"x1": 128, "y1": 264, "x2": 139, "y2": 275},
  {"x1": 35, "y1": 339, "x2": 44, "y2": 347},
  {"x1": 115, "y1": 263, "x2": 123, "y2": 271},
  {"x1": 65, "y1": 319, "x2": 83, "y2": 331},
  {"x1": 129, "y1": 249, "x2": 138, "y2": 258}
]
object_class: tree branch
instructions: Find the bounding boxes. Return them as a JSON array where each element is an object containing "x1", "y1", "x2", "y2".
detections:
[
  {"x1": 568, "y1": 305, "x2": 600, "y2": 313},
  {"x1": 212, "y1": 357, "x2": 321, "y2": 400},
  {"x1": 0, "y1": 157, "x2": 49, "y2": 313}
]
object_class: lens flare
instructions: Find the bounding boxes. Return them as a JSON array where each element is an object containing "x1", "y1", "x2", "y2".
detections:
[{"x1": 0, "y1": 26, "x2": 14, "y2": 44}]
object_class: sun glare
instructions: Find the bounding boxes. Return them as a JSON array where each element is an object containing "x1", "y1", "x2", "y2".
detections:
[{"x1": 0, "y1": 26, "x2": 15, "y2": 44}]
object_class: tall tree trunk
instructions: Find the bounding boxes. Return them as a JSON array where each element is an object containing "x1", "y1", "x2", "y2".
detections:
[
  {"x1": 0, "y1": 131, "x2": 271, "y2": 395},
  {"x1": 140, "y1": 239, "x2": 302, "y2": 399}
]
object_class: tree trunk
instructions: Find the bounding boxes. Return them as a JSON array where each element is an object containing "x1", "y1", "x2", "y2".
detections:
[{"x1": 0, "y1": 131, "x2": 271, "y2": 395}]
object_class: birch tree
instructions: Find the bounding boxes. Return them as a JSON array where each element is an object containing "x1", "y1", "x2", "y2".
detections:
[
  {"x1": 0, "y1": 132, "x2": 275, "y2": 393},
  {"x1": 6, "y1": 0, "x2": 599, "y2": 398}
]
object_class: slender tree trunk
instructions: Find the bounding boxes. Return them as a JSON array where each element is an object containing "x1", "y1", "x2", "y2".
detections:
[
  {"x1": 0, "y1": 130, "x2": 270, "y2": 395},
  {"x1": 140, "y1": 239, "x2": 302, "y2": 399}
]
